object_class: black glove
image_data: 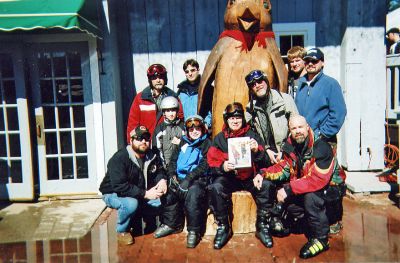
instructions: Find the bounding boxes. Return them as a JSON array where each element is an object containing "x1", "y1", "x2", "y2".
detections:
[
  {"x1": 168, "y1": 177, "x2": 180, "y2": 194},
  {"x1": 179, "y1": 178, "x2": 192, "y2": 191}
]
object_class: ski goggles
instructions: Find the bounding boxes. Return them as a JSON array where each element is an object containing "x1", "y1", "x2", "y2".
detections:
[
  {"x1": 224, "y1": 103, "x2": 244, "y2": 119},
  {"x1": 245, "y1": 70, "x2": 265, "y2": 88},
  {"x1": 185, "y1": 117, "x2": 203, "y2": 129},
  {"x1": 147, "y1": 64, "x2": 167, "y2": 79}
]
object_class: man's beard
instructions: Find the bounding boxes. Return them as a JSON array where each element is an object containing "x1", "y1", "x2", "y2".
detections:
[
  {"x1": 132, "y1": 143, "x2": 148, "y2": 154},
  {"x1": 294, "y1": 134, "x2": 306, "y2": 144}
]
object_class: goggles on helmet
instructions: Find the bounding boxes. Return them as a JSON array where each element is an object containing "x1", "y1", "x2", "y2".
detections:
[
  {"x1": 185, "y1": 117, "x2": 203, "y2": 129},
  {"x1": 147, "y1": 64, "x2": 167, "y2": 79},
  {"x1": 224, "y1": 103, "x2": 244, "y2": 120},
  {"x1": 245, "y1": 70, "x2": 265, "y2": 88}
]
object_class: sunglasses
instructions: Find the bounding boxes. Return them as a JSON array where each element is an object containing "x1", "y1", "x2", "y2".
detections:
[
  {"x1": 304, "y1": 59, "x2": 320, "y2": 65},
  {"x1": 184, "y1": 68, "x2": 198, "y2": 74},
  {"x1": 132, "y1": 134, "x2": 151, "y2": 142},
  {"x1": 245, "y1": 70, "x2": 265, "y2": 88},
  {"x1": 188, "y1": 126, "x2": 202, "y2": 132},
  {"x1": 185, "y1": 118, "x2": 203, "y2": 129}
]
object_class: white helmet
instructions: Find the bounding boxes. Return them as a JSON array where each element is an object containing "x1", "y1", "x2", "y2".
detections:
[{"x1": 160, "y1": 96, "x2": 179, "y2": 110}]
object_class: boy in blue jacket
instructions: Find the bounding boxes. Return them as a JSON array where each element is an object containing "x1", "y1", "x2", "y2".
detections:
[{"x1": 153, "y1": 115, "x2": 211, "y2": 248}]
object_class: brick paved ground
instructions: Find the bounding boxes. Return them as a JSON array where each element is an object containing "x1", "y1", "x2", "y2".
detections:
[{"x1": 1, "y1": 195, "x2": 400, "y2": 262}]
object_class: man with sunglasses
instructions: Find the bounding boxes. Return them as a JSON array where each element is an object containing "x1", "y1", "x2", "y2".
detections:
[
  {"x1": 295, "y1": 48, "x2": 346, "y2": 144},
  {"x1": 100, "y1": 125, "x2": 167, "y2": 246},
  {"x1": 177, "y1": 59, "x2": 212, "y2": 129},
  {"x1": 245, "y1": 69, "x2": 298, "y2": 166},
  {"x1": 154, "y1": 115, "x2": 211, "y2": 248},
  {"x1": 295, "y1": 47, "x2": 347, "y2": 235},
  {"x1": 126, "y1": 64, "x2": 183, "y2": 143}
]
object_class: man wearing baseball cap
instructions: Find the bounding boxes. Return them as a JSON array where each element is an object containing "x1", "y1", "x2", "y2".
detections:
[
  {"x1": 295, "y1": 47, "x2": 347, "y2": 235},
  {"x1": 387, "y1": 27, "x2": 400, "y2": 54},
  {"x1": 99, "y1": 125, "x2": 168, "y2": 245}
]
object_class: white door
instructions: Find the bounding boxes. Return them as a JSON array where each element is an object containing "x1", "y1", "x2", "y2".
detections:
[
  {"x1": 0, "y1": 45, "x2": 34, "y2": 200},
  {"x1": 28, "y1": 42, "x2": 98, "y2": 197}
]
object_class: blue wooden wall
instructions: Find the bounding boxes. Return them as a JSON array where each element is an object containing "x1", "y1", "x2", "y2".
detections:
[{"x1": 113, "y1": 0, "x2": 385, "y2": 127}]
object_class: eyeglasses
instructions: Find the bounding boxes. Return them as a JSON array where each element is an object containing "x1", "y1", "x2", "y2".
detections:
[
  {"x1": 132, "y1": 134, "x2": 151, "y2": 142},
  {"x1": 184, "y1": 68, "x2": 198, "y2": 74},
  {"x1": 304, "y1": 59, "x2": 320, "y2": 65},
  {"x1": 147, "y1": 64, "x2": 167, "y2": 78},
  {"x1": 245, "y1": 70, "x2": 265, "y2": 88},
  {"x1": 185, "y1": 118, "x2": 203, "y2": 129}
]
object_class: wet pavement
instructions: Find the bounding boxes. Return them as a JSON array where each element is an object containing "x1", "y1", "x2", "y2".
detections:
[{"x1": 1, "y1": 195, "x2": 400, "y2": 263}]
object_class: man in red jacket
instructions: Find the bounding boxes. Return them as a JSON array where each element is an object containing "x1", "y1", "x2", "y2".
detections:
[{"x1": 126, "y1": 64, "x2": 183, "y2": 143}]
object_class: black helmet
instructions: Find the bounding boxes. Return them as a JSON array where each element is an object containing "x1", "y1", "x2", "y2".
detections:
[{"x1": 223, "y1": 102, "x2": 246, "y2": 126}]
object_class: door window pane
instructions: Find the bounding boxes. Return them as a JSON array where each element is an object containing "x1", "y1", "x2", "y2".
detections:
[
  {"x1": 0, "y1": 160, "x2": 8, "y2": 183},
  {"x1": 9, "y1": 134, "x2": 20, "y2": 157},
  {"x1": 40, "y1": 80, "x2": 54, "y2": 104},
  {"x1": 68, "y1": 51, "x2": 82, "y2": 77},
  {"x1": 60, "y1": 132, "x2": 72, "y2": 154},
  {"x1": 6, "y1": 108, "x2": 19, "y2": 130},
  {"x1": 75, "y1": 131, "x2": 87, "y2": 153},
  {"x1": 3, "y1": 80, "x2": 16, "y2": 104},
  {"x1": 56, "y1": 80, "x2": 69, "y2": 103},
  {"x1": 58, "y1": 106, "x2": 71, "y2": 128},
  {"x1": 73, "y1": 106, "x2": 85, "y2": 127},
  {"x1": 1, "y1": 54, "x2": 14, "y2": 78},
  {"x1": 71, "y1": 79, "x2": 83, "y2": 103},
  {"x1": 76, "y1": 156, "x2": 88, "y2": 179},
  {"x1": 62, "y1": 157, "x2": 73, "y2": 179},
  {"x1": 292, "y1": 35, "x2": 304, "y2": 47},
  {"x1": 0, "y1": 135, "x2": 6, "y2": 157},
  {"x1": 43, "y1": 106, "x2": 56, "y2": 129},
  {"x1": 46, "y1": 158, "x2": 59, "y2": 180},
  {"x1": 38, "y1": 52, "x2": 52, "y2": 78},
  {"x1": 53, "y1": 52, "x2": 67, "y2": 77},
  {"x1": 0, "y1": 109, "x2": 4, "y2": 131},
  {"x1": 10, "y1": 160, "x2": 22, "y2": 183},
  {"x1": 45, "y1": 132, "x2": 58, "y2": 155}
]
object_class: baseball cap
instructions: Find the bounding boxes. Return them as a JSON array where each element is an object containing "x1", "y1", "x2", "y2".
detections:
[
  {"x1": 130, "y1": 125, "x2": 150, "y2": 139},
  {"x1": 303, "y1": 48, "x2": 324, "y2": 61}
]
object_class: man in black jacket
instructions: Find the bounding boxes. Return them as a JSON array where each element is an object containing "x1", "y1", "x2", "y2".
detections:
[{"x1": 99, "y1": 125, "x2": 167, "y2": 245}]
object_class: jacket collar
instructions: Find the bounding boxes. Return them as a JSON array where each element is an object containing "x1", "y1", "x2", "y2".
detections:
[
  {"x1": 298, "y1": 70, "x2": 324, "y2": 89},
  {"x1": 141, "y1": 86, "x2": 174, "y2": 101},
  {"x1": 223, "y1": 124, "x2": 251, "y2": 138}
]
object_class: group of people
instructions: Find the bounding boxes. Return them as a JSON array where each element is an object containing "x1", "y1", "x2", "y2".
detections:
[{"x1": 99, "y1": 46, "x2": 347, "y2": 259}]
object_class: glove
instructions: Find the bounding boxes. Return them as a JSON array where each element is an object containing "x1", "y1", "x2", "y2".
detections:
[
  {"x1": 168, "y1": 177, "x2": 180, "y2": 194},
  {"x1": 179, "y1": 178, "x2": 191, "y2": 191}
]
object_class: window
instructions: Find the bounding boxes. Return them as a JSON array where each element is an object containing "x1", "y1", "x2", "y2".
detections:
[{"x1": 272, "y1": 22, "x2": 316, "y2": 62}]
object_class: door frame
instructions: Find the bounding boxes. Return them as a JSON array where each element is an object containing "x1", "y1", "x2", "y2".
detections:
[
  {"x1": 0, "y1": 44, "x2": 34, "y2": 201},
  {"x1": 26, "y1": 35, "x2": 105, "y2": 197}
]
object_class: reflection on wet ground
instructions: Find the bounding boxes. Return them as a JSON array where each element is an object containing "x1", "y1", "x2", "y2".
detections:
[{"x1": 1, "y1": 196, "x2": 399, "y2": 262}]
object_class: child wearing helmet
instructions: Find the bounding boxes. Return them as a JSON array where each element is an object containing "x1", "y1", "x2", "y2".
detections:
[
  {"x1": 154, "y1": 114, "x2": 211, "y2": 249},
  {"x1": 152, "y1": 96, "x2": 185, "y2": 169}
]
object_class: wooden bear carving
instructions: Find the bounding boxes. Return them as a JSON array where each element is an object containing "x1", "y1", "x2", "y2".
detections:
[{"x1": 198, "y1": 0, "x2": 288, "y2": 137}]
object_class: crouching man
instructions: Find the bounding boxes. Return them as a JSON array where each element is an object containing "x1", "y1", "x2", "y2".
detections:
[
  {"x1": 99, "y1": 125, "x2": 167, "y2": 245},
  {"x1": 258, "y1": 115, "x2": 345, "y2": 259}
]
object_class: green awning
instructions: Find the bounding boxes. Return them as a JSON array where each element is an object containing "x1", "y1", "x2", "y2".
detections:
[{"x1": 0, "y1": 0, "x2": 101, "y2": 38}]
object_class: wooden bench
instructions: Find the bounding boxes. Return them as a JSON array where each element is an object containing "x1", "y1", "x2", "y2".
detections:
[{"x1": 204, "y1": 191, "x2": 257, "y2": 235}]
